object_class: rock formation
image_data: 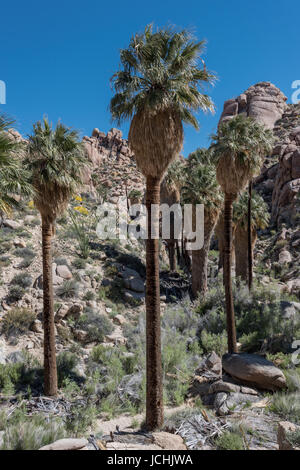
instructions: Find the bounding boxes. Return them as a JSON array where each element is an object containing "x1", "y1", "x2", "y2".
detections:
[{"x1": 82, "y1": 127, "x2": 145, "y2": 203}]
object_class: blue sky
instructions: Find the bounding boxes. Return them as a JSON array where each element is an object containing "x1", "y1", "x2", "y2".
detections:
[{"x1": 0, "y1": 0, "x2": 299, "y2": 156}]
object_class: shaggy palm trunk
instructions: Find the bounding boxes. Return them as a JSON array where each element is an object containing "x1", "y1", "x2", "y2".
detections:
[
  {"x1": 248, "y1": 180, "x2": 253, "y2": 290},
  {"x1": 235, "y1": 225, "x2": 257, "y2": 282},
  {"x1": 224, "y1": 194, "x2": 238, "y2": 354},
  {"x1": 42, "y1": 217, "x2": 58, "y2": 396},
  {"x1": 145, "y1": 176, "x2": 163, "y2": 430}
]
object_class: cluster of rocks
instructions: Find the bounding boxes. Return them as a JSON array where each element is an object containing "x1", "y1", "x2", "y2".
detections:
[
  {"x1": 82, "y1": 127, "x2": 145, "y2": 204},
  {"x1": 219, "y1": 82, "x2": 287, "y2": 130},
  {"x1": 190, "y1": 351, "x2": 286, "y2": 416}
]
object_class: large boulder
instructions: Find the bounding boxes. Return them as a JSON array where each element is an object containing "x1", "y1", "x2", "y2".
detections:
[
  {"x1": 222, "y1": 353, "x2": 286, "y2": 391},
  {"x1": 39, "y1": 438, "x2": 88, "y2": 451}
]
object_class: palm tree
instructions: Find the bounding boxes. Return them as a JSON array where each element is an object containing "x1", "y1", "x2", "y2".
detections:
[
  {"x1": 26, "y1": 118, "x2": 87, "y2": 396},
  {"x1": 0, "y1": 114, "x2": 31, "y2": 217},
  {"x1": 234, "y1": 191, "x2": 269, "y2": 281},
  {"x1": 246, "y1": 130, "x2": 273, "y2": 290},
  {"x1": 110, "y1": 24, "x2": 215, "y2": 429},
  {"x1": 211, "y1": 115, "x2": 271, "y2": 353},
  {"x1": 160, "y1": 177, "x2": 180, "y2": 271},
  {"x1": 182, "y1": 148, "x2": 222, "y2": 297}
]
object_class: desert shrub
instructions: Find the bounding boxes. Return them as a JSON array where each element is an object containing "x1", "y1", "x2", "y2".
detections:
[
  {"x1": 54, "y1": 256, "x2": 69, "y2": 266},
  {"x1": 56, "y1": 280, "x2": 80, "y2": 299},
  {"x1": 199, "y1": 330, "x2": 227, "y2": 357},
  {"x1": 7, "y1": 285, "x2": 25, "y2": 303},
  {"x1": 0, "y1": 255, "x2": 11, "y2": 267},
  {"x1": 65, "y1": 404, "x2": 97, "y2": 437},
  {"x1": 215, "y1": 431, "x2": 244, "y2": 450},
  {"x1": 72, "y1": 257, "x2": 87, "y2": 269},
  {"x1": 57, "y1": 351, "x2": 80, "y2": 387},
  {"x1": 14, "y1": 247, "x2": 36, "y2": 268},
  {"x1": 270, "y1": 391, "x2": 300, "y2": 424},
  {"x1": 195, "y1": 281, "x2": 300, "y2": 354},
  {"x1": 83, "y1": 290, "x2": 95, "y2": 301},
  {"x1": 14, "y1": 247, "x2": 35, "y2": 258},
  {"x1": 0, "y1": 352, "x2": 43, "y2": 395},
  {"x1": 76, "y1": 310, "x2": 113, "y2": 343},
  {"x1": 286, "y1": 429, "x2": 300, "y2": 448},
  {"x1": 11, "y1": 273, "x2": 32, "y2": 288},
  {"x1": 69, "y1": 210, "x2": 90, "y2": 259},
  {"x1": 1, "y1": 308, "x2": 36, "y2": 337},
  {"x1": 0, "y1": 411, "x2": 66, "y2": 450}
]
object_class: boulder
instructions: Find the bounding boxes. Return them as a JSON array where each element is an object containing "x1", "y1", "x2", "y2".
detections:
[
  {"x1": 277, "y1": 421, "x2": 300, "y2": 450},
  {"x1": 279, "y1": 250, "x2": 292, "y2": 264},
  {"x1": 3, "y1": 219, "x2": 21, "y2": 230},
  {"x1": 222, "y1": 353, "x2": 287, "y2": 391},
  {"x1": 152, "y1": 432, "x2": 187, "y2": 450},
  {"x1": 56, "y1": 265, "x2": 72, "y2": 279},
  {"x1": 39, "y1": 438, "x2": 88, "y2": 451}
]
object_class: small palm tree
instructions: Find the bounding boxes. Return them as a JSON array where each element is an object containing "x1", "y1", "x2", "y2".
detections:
[
  {"x1": 110, "y1": 24, "x2": 215, "y2": 429},
  {"x1": 26, "y1": 118, "x2": 87, "y2": 396},
  {"x1": 0, "y1": 114, "x2": 31, "y2": 217},
  {"x1": 234, "y1": 191, "x2": 269, "y2": 281},
  {"x1": 211, "y1": 115, "x2": 272, "y2": 353},
  {"x1": 182, "y1": 148, "x2": 222, "y2": 297}
]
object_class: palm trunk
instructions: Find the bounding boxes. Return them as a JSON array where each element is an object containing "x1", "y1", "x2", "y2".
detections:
[
  {"x1": 145, "y1": 176, "x2": 163, "y2": 430},
  {"x1": 191, "y1": 214, "x2": 218, "y2": 298},
  {"x1": 42, "y1": 217, "x2": 58, "y2": 396},
  {"x1": 168, "y1": 212, "x2": 176, "y2": 271},
  {"x1": 235, "y1": 225, "x2": 257, "y2": 282},
  {"x1": 248, "y1": 180, "x2": 253, "y2": 290},
  {"x1": 168, "y1": 240, "x2": 176, "y2": 271},
  {"x1": 224, "y1": 194, "x2": 238, "y2": 354}
]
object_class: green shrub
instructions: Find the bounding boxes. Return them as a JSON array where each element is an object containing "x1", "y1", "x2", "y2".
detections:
[
  {"x1": 286, "y1": 429, "x2": 300, "y2": 448},
  {"x1": 54, "y1": 256, "x2": 69, "y2": 266},
  {"x1": 77, "y1": 311, "x2": 113, "y2": 343},
  {"x1": 7, "y1": 285, "x2": 25, "y2": 303},
  {"x1": 57, "y1": 351, "x2": 79, "y2": 387},
  {"x1": 270, "y1": 392, "x2": 300, "y2": 424},
  {"x1": 0, "y1": 352, "x2": 43, "y2": 395},
  {"x1": 11, "y1": 273, "x2": 32, "y2": 288},
  {"x1": 196, "y1": 281, "x2": 300, "y2": 354},
  {"x1": 72, "y1": 258, "x2": 87, "y2": 269},
  {"x1": 1, "y1": 308, "x2": 36, "y2": 337},
  {"x1": 65, "y1": 404, "x2": 97, "y2": 437},
  {"x1": 83, "y1": 290, "x2": 95, "y2": 301},
  {"x1": 215, "y1": 431, "x2": 244, "y2": 450},
  {"x1": 1, "y1": 414, "x2": 66, "y2": 450},
  {"x1": 56, "y1": 280, "x2": 80, "y2": 299}
]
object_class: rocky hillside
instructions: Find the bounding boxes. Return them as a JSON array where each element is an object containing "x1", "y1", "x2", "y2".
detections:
[
  {"x1": 218, "y1": 82, "x2": 300, "y2": 296},
  {"x1": 0, "y1": 82, "x2": 299, "y2": 451},
  {"x1": 82, "y1": 127, "x2": 145, "y2": 203}
]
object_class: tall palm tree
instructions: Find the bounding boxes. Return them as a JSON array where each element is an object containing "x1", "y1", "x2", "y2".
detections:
[
  {"x1": 26, "y1": 119, "x2": 87, "y2": 396},
  {"x1": 110, "y1": 24, "x2": 215, "y2": 429},
  {"x1": 234, "y1": 191, "x2": 269, "y2": 281},
  {"x1": 0, "y1": 114, "x2": 31, "y2": 217},
  {"x1": 211, "y1": 115, "x2": 271, "y2": 353},
  {"x1": 182, "y1": 148, "x2": 222, "y2": 297}
]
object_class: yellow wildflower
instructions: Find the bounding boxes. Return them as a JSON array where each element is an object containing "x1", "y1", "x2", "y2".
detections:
[
  {"x1": 28, "y1": 200, "x2": 35, "y2": 209},
  {"x1": 74, "y1": 205, "x2": 89, "y2": 215},
  {"x1": 74, "y1": 195, "x2": 83, "y2": 202}
]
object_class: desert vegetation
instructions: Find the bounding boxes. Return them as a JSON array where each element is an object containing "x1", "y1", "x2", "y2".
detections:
[{"x1": 0, "y1": 23, "x2": 299, "y2": 451}]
